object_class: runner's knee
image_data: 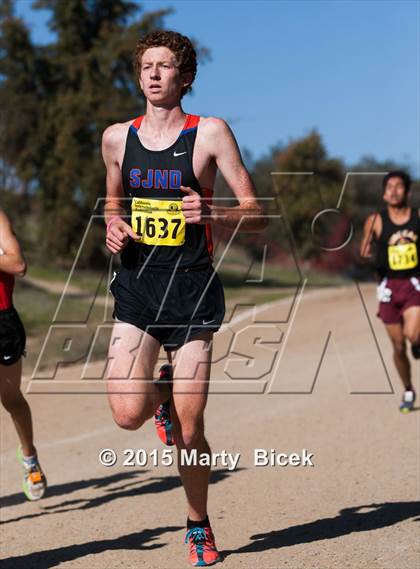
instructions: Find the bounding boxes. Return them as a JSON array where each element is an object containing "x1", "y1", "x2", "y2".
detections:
[
  {"x1": 392, "y1": 339, "x2": 406, "y2": 356},
  {"x1": 177, "y1": 421, "x2": 205, "y2": 448},
  {"x1": 112, "y1": 408, "x2": 148, "y2": 431},
  {"x1": 404, "y1": 329, "x2": 420, "y2": 345}
]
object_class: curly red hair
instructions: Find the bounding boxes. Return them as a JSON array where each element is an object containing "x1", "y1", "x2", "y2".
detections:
[{"x1": 133, "y1": 30, "x2": 197, "y2": 98}]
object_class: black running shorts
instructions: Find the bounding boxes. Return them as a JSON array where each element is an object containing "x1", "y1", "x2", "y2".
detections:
[
  {"x1": 0, "y1": 306, "x2": 26, "y2": 366},
  {"x1": 110, "y1": 265, "x2": 225, "y2": 351}
]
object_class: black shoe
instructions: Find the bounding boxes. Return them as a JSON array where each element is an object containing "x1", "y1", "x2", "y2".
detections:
[{"x1": 411, "y1": 344, "x2": 420, "y2": 359}]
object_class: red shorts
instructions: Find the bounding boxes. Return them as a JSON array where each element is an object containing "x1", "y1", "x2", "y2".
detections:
[{"x1": 377, "y1": 277, "x2": 420, "y2": 324}]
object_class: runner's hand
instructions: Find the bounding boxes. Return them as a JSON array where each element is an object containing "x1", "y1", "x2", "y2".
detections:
[
  {"x1": 181, "y1": 186, "x2": 212, "y2": 224},
  {"x1": 106, "y1": 218, "x2": 138, "y2": 254},
  {"x1": 376, "y1": 280, "x2": 392, "y2": 303}
]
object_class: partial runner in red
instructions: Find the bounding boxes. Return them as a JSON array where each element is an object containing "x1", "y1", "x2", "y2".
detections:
[{"x1": 0, "y1": 209, "x2": 47, "y2": 500}]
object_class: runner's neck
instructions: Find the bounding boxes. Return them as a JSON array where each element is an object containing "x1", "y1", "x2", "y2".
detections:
[
  {"x1": 387, "y1": 205, "x2": 411, "y2": 225},
  {"x1": 142, "y1": 103, "x2": 186, "y2": 134}
]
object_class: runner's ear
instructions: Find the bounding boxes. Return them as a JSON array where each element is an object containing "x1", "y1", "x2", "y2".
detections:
[{"x1": 182, "y1": 72, "x2": 193, "y2": 89}]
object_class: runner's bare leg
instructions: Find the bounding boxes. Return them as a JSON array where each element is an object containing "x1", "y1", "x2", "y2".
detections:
[
  {"x1": 170, "y1": 332, "x2": 213, "y2": 521},
  {"x1": 385, "y1": 323, "x2": 412, "y2": 390},
  {"x1": 0, "y1": 359, "x2": 35, "y2": 456},
  {"x1": 403, "y1": 305, "x2": 420, "y2": 347},
  {"x1": 107, "y1": 321, "x2": 171, "y2": 429}
]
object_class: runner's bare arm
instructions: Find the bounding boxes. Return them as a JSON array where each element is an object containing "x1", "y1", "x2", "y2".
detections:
[
  {"x1": 182, "y1": 118, "x2": 267, "y2": 232},
  {"x1": 102, "y1": 125, "x2": 138, "y2": 254},
  {"x1": 102, "y1": 125, "x2": 127, "y2": 223},
  {"x1": 360, "y1": 213, "x2": 380, "y2": 259},
  {"x1": 0, "y1": 210, "x2": 27, "y2": 276}
]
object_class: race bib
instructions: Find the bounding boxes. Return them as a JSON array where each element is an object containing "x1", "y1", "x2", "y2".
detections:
[
  {"x1": 388, "y1": 243, "x2": 418, "y2": 271},
  {"x1": 131, "y1": 198, "x2": 185, "y2": 247}
]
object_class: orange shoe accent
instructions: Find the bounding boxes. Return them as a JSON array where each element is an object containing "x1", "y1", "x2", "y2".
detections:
[{"x1": 28, "y1": 471, "x2": 42, "y2": 483}]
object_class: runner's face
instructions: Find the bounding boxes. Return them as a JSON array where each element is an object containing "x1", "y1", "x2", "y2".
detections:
[
  {"x1": 383, "y1": 177, "x2": 408, "y2": 207},
  {"x1": 139, "y1": 47, "x2": 189, "y2": 104}
]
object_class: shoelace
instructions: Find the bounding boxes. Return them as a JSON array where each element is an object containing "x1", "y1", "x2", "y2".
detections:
[
  {"x1": 155, "y1": 403, "x2": 170, "y2": 425},
  {"x1": 185, "y1": 527, "x2": 214, "y2": 551}
]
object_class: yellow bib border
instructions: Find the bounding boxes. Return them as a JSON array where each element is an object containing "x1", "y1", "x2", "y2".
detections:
[{"x1": 131, "y1": 198, "x2": 185, "y2": 247}]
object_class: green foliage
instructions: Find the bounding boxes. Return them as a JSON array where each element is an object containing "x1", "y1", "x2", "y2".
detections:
[
  {"x1": 248, "y1": 134, "x2": 418, "y2": 266},
  {"x1": 1, "y1": 0, "x2": 170, "y2": 266},
  {"x1": 252, "y1": 131, "x2": 344, "y2": 259},
  {"x1": 0, "y1": 0, "x2": 417, "y2": 274}
]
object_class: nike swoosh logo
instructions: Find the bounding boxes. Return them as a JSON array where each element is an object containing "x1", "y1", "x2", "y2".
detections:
[
  {"x1": 3, "y1": 355, "x2": 12, "y2": 360},
  {"x1": 202, "y1": 319, "x2": 215, "y2": 325},
  {"x1": 173, "y1": 151, "x2": 187, "y2": 157}
]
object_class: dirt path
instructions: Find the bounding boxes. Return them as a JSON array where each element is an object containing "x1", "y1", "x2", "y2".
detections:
[
  {"x1": 1, "y1": 283, "x2": 419, "y2": 569},
  {"x1": 24, "y1": 276, "x2": 87, "y2": 296}
]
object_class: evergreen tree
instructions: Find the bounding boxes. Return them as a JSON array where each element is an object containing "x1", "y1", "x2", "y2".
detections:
[
  {"x1": 0, "y1": 0, "x2": 171, "y2": 266},
  {"x1": 260, "y1": 130, "x2": 345, "y2": 259}
]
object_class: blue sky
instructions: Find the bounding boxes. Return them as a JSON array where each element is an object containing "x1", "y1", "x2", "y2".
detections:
[{"x1": 14, "y1": 0, "x2": 420, "y2": 175}]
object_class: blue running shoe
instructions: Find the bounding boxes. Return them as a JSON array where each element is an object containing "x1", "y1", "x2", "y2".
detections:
[{"x1": 185, "y1": 526, "x2": 221, "y2": 566}]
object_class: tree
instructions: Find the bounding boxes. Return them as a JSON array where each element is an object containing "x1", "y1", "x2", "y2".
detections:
[
  {"x1": 0, "y1": 0, "x2": 173, "y2": 266},
  {"x1": 257, "y1": 130, "x2": 345, "y2": 260}
]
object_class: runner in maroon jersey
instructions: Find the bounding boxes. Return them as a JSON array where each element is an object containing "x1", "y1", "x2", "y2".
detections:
[
  {"x1": 0, "y1": 209, "x2": 47, "y2": 500},
  {"x1": 102, "y1": 30, "x2": 266, "y2": 566},
  {"x1": 360, "y1": 170, "x2": 420, "y2": 412}
]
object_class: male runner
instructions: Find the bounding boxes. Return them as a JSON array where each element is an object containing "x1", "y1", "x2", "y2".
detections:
[
  {"x1": 0, "y1": 209, "x2": 47, "y2": 500},
  {"x1": 360, "y1": 170, "x2": 419, "y2": 412},
  {"x1": 102, "y1": 30, "x2": 266, "y2": 566}
]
